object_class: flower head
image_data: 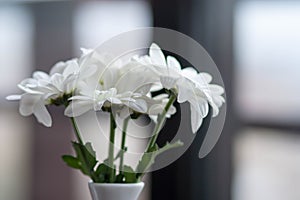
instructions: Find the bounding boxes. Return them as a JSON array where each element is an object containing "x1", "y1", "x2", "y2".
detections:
[
  {"x1": 6, "y1": 54, "x2": 97, "y2": 127},
  {"x1": 135, "y1": 43, "x2": 225, "y2": 133}
]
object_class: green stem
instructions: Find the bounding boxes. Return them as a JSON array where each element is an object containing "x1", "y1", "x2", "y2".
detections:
[
  {"x1": 136, "y1": 92, "x2": 177, "y2": 180},
  {"x1": 108, "y1": 111, "x2": 116, "y2": 183},
  {"x1": 146, "y1": 92, "x2": 177, "y2": 152},
  {"x1": 70, "y1": 117, "x2": 98, "y2": 182},
  {"x1": 119, "y1": 117, "x2": 130, "y2": 173},
  {"x1": 70, "y1": 117, "x2": 84, "y2": 145}
]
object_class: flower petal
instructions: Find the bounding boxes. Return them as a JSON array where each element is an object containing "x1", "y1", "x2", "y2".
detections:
[
  {"x1": 177, "y1": 78, "x2": 196, "y2": 103},
  {"x1": 33, "y1": 71, "x2": 50, "y2": 80},
  {"x1": 6, "y1": 95, "x2": 21, "y2": 100},
  {"x1": 160, "y1": 76, "x2": 178, "y2": 90},
  {"x1": 127, "y1": 99, "x2": 147, "y2": 113},
  {"x1": 50, "y1": 61, "x2": 66, "y2": 75},
  {"x1": 149, "y1": 43, "x2": 167, "y2": 66},
  {"x1": 167, "y1": 56, "x2": 181, "y2": 71},
  {"x1": 19, "y1": 93, "x2": 41, "y2": 116},
  {"x1": 190, "y1": 104, "x2": 203, "y2": 134},
  {"x1": 63, "y1": 60, "x2": 79, "y2": 77},
  {"x1": 208, "y1": 84, "x2": 225, "y2": 95},
  {"x1": 181, "y1": 67, "x2": 198, "y2": 78},
  {"x1": 198, "y1": 73, "x2": 212, "y2": 83},
  {"x1": 64, "y1": 101, "x2": 93, "y2": 117},
  {"x1": 33, "y1": 100, "x2": 52, "y2": 127}
]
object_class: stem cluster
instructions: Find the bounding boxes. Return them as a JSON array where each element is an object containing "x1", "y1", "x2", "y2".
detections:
[{"x1": 64, "y1": 90, "x2": 179, "y2": 183}]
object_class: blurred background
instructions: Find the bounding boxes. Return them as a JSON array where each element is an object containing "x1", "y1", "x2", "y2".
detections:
[{"x1": 0, "y1": 0, "x2": 300, "y2": 200}]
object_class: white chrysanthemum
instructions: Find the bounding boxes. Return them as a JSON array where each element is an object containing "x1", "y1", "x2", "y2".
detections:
[
  {"x1": 65, "y1": 48, "x2": 172, "y2": 119},
  {"x1": 135, "y1": 43, "x2": 225, "y2": 133},
  {"x1": 6, "y1": 56, "x2": 97, "y2": 127}
]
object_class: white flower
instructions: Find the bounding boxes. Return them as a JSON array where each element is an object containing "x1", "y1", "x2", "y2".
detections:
[
  {"x1": 65, "y1": 49, "x2": 166, "y2": 118},
  {"x1": 7, "y1": 93, "x2": 52, "y2": 127},
  {"x1": 6, "y1": 56, "x2": 97, "y2": 127},
  {"x1": 64, "y1": 88, "x2": 148, "y2": 117},
  {"x1": 135, "y1": 43, "x2": 225, "y2": 133},
  {"x1": 180, "y1": 67, "x2": 225, "y2": 116},
  {"x1": 146, "y1": 94, "x2": 177, "y2": 123},
  {"x1": 6, "y1": 71, "x2": 54, "y2": 127}
]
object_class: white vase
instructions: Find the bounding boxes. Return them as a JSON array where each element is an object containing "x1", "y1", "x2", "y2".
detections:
[{"x1": 88, "y1": 181, "x2": 144, "y2": 200}]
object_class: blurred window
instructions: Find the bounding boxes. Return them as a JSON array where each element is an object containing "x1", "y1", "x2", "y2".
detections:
[
  {"x1": 0, "y1": 4, "x2": 33, "y2": 200},
  {"x1": 233, "y1": 128, "x2": 300, "y2": 200},
  {"x1": 234, "y1": 1, "x2": 300, "y2": 125},
  {"x1": 73, "y1": 0, "x2": 152, "y2": 54},
  {"x1": 233, "y1": 1, "x2": 300, "y2": 200}
]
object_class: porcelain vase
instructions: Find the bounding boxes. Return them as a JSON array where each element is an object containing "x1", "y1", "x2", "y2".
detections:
[{"x1": 88, "y1": 181, "x2": 144, "y2": 200}]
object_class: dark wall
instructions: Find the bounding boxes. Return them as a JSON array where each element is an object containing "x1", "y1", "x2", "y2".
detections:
[
  {"x1": 150, "y1": 0, "x2": 235, "y2": 199},
  {"x1": 31, "y1": 2, "x2": 74, "y2": 200}
]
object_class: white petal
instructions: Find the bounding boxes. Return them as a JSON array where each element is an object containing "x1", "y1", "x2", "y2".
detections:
[
  {"x1": 127, "y1": 99, "x2": 147, "y2": 113},
  {"x1": 69, "y1": 95, "x2": 93, "y2": 101},
  {"x1": 50, "y1": 61, "x2": 66, "y2": 75},
  {"x1": 198, "y1": 73, "x2": 212, "y2": 83},
  {"x1": 160, "y1": 76, "x2": 178, "y2": 89},
  {"x1": 191, "y1": 97, "x2": 209, "y2": 118},
  {"x1": 148, "y1": 104, "x2": 164, "y2": 115},
  {"x1": 94, "y1": 101, "x2": 104, "y2": 111},
  {"x1": 63, "y1": 75, "x2": 77, "y2": 93},
  {"x1": 79, "y1": 65, "x2": 97, "y2": 80},
  {"x1": 20, "y1": 78, "x2": 38, "y2": 87},
  {"x1": 64, "y1": 101, "x2": 93, "y2": 117},
  {"x1": 149, "y1": 43, "x2": 167, "y2": 66},
  {"x1": 210, "y1": 102, "x2": 219, "y2": 117},
  {"x1": 167, "y1": 56, "x2": 181, "y2": 71},
  {"x1": 149, "y1": 115, "x2": 158, "y2": 123},
  {"x1": 33, "y1": 71, "x2": 50, "y2": 80},
  {"x1": 190, "y1": 104, "x2": 203, "y2": 134},
  {"x1": 19, "y1": 94, "x2": 41, "y2": 116},
  {"x1": 153, "y1": 93, "x2": 169, "y2": 100},
  {"x1": 17, "y1": 84, "x2": 43, "y2": 94},
  {"x1": 177, "y1": 81, "x2": 194, "y2": 103},
  {"x1": 189, "y1": 97, "x2": 209, "y2": 133},
  {"x1": 181, "y1": 67, "x2": 198, "y2": 78},
  {"x1": 6, "y1": 95, "x2": 21, "y2": 100},
  {"x1": 167, "y1": 105, "x2": 177, "y2": 116},
  {"x1": 177, "y1": 77, "x2": 200, "y2": 103},
  {"x1": 80, "y1": 48, "x2": 93, "y2": 55},
  {"x1": 212, "y1": 96, "x2": 225, "y2": 108},
  {"x1": 108, "y1": 97, "x2": 122, "y2": 104},
  {"x1": 150, "y1": 83, "x2": 163, "y2": 92},
  {"x1": 33, "y1": 100, "x2": 52, "y2": 127},
  {"x1": 134, "y1": 83, "x2": 153, "y2": 94},
  {"x1": 63, "y1": 60, "x2": 79, "y2": 77},
  {"x1": 208, "y1": 84, "x2": 225, "y2": 95},
  {"x1": 134, "y1": 55, "x2": 151, "y2": 65},
  {"x1": 50, "y1": 73, "x2": 64, "y2": 91},
  {"x1": 199, "y1": 100, "x2": 209, "y2": 118}
]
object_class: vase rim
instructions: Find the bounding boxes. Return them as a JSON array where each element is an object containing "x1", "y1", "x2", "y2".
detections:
[{"x1": 88, "y1": 180, "x2": 144, "y2": 187}]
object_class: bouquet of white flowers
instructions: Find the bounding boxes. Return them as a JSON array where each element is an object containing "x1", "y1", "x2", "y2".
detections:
[{"x1": 6, "y1": 43, "x2": 225, "y2": 184}]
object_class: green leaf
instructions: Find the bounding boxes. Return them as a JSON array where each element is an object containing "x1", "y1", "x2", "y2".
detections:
[
  {"x1": 136, "y1": 140, "x2": 184, "y2": 174},
  {"x1": 123, "y1": 165, "x2": 137, "y2": 183},
  {"x1": 85, "y1": 142, "x2": 96, "y2": 157},
  {"x1": 94, "y1": 162, "x2": 117, "y2": 183},
  {"x1": 61, "y1": 155, "x2": 81, "y2": 169},
  {"x1": 115, "y1": 174, "x2": 125, "y2": 183},
  {"x1": 95, "y1": 163, "x2": 109, "y2": 176},
  {"x1": 136, "y1": 145, "x2": 158, "y2": 174},
  {"x1": 72, "y1": 141, "x2": 97, "y2": 176},
  {"x1": 156, "y1": 140, "x2": 184, "y2": 155},
  {"x1": 95, "y1": 163, "x2": 110, "y2": 183}
]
